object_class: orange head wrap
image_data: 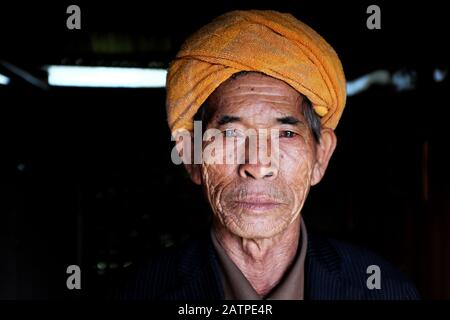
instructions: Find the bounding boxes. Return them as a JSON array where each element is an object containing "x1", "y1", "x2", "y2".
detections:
[{"x1": 166, "y1": 10, "x2": 346, "y2": 133}]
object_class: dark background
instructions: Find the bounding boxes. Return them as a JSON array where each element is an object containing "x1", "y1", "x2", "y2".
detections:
[{"x1": 0, "y1": 0, "x2": 449, "y2": 299}]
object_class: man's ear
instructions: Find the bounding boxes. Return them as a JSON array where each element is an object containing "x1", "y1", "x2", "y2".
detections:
[
  {"x1": 174, "y1": 134, "x2": 202, "y2": 185},
  {"x1": 184, "y1": 163, "x2": 202, "y2": 185},
  {"x1": 311, "y1": 127, "x2": 337, "y2": 186}
]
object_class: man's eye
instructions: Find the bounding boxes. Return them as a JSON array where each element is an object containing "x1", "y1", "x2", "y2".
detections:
[
  {"x1": 280, "y1": 130, "x2": 297, "y2": 138},
  {"x1": 223, "y1": 129, "x2": 238, "y2": 137}
]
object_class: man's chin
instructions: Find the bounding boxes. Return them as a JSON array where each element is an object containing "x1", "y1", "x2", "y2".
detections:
[{"x1": 225, "y1": 217, "x2": 289, "y2": 240}]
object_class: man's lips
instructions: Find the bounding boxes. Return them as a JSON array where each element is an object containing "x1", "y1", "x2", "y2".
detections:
[{"x1": 232, "y1": 196, "x2": 285, "y2": 212}]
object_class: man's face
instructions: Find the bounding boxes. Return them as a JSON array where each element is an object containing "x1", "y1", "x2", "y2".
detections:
[{"x1": 189, "y1": 73, "x2": 335, "y2": 239}]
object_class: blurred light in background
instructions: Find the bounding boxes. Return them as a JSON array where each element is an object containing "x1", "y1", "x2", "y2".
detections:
[
  {"x1": 346, "y1": 70, "x2": 391, "y2": 96},
  {"x1": 47, "y1": 66, "x2": 167, "y2": 88},
  {"x1": 392, "y1": 70, "x2": 417, "y2": 92},
  {"x1": 433, "y1": 69, "x2": 447, "y2": 83},
  {"x1": 0, "y1": 73, "x2": 10, "y2": 85}
]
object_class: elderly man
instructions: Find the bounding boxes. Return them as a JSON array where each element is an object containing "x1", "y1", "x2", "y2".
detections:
[{"x1": 119, "y1": 10, "x2": 419, "y2": 300}]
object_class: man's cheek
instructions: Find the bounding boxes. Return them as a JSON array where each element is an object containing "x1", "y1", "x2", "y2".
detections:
[
  {"x1": 202, "y1": 165, "x2": 231, "y2": 200},
  {"x1": 281, "y1": 153, "x2": 313, "y2": 207},
  {"x1": 292, "y1": 163, "x2": 313, "y2": 194},
  {"x1": 280, "y1": 149, "x2": 313, "y2": 181},
  {"x1": 203, "y1": 164, "x2": 230, "y2": 184}
]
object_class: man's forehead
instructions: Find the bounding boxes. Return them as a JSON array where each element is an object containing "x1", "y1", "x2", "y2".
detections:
[
  {"x1": 207, "y1": 73, "x2": 304, "y2": 116},
  {"x1": 213, "y1": 72, "x2": 299, "y2": 96}
]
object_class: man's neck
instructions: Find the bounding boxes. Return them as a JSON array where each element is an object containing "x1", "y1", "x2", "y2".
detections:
[{"x1": 212, "y1": 216, "x2": 301, "y2": 296}]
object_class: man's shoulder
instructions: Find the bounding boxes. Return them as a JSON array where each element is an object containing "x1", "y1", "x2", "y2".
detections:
[
  {"x1": 113, "y1": 234, "x2": 222, "y2": 300},
  {"x1": 307, "y1": 233, "x2": 420, "y2": 300}
]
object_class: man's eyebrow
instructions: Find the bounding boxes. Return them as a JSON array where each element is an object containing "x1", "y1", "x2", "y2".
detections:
[
  {"x1": 217, "y1": 115, "x2": 241, "y2": 125},
  {"x1": 276, "y1": 116, "x2": 302, "y2": 125}
]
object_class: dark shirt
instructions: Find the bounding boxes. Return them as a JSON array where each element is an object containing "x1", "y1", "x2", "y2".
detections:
[{"x1": 116, "y1": 230, "x2": 420, "y2": 300}]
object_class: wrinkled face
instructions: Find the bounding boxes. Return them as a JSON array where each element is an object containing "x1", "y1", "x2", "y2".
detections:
[{"x1": 194, "y1": 73, "x2": 329, "y2": 239}]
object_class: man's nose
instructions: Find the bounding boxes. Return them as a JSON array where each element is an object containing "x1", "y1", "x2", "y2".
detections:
[
  {"x1": 238, "y1": 162, "x2": 278, "y2": 180},
  {"x1": 237, "y1": 131, "x2": 279, "y2": 180}
]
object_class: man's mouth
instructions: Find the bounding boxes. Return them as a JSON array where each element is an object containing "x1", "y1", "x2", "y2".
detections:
[{"x1": 233, "y1": 196, "x2": 285, "y2": 212}]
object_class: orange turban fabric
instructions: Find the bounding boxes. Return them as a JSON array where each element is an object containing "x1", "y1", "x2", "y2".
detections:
[{"x1": 166, "y1": 10, "x2": 346, "y2": 133}]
